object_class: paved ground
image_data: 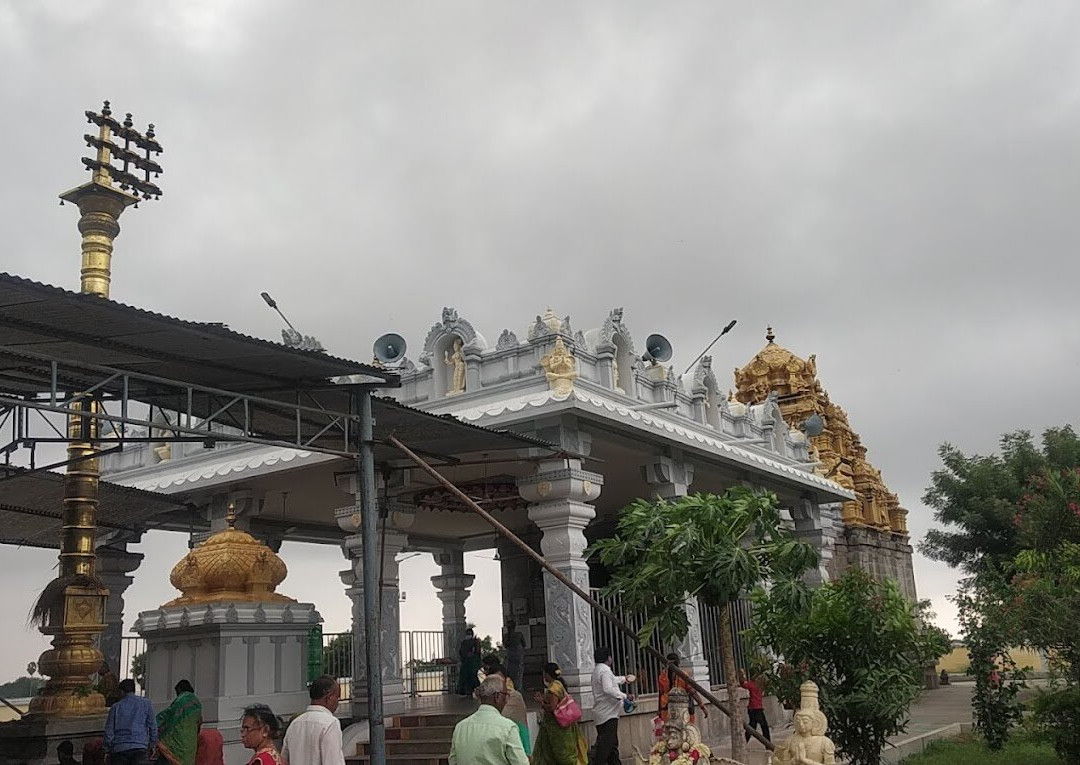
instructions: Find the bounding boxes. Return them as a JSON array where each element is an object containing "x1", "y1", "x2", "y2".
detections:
[{"x1": 720, "y1": 682, "x2": 977, "y2": 763}]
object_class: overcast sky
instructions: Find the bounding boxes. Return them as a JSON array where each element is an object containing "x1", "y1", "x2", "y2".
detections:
[{"x1": 3, "y1": 1, "x2": 1080, "y2": 685}]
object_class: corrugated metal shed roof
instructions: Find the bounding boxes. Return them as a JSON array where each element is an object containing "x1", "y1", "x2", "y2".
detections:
[
  {"x1": 0, "y1": 469, "x2": 186, "y2": 549},
  {"x1": 0, "y1": 273, "x2": 565, "y2": 459},
  {"x1": 0, "y1": 272, "x2": 394, "y2": 394}
]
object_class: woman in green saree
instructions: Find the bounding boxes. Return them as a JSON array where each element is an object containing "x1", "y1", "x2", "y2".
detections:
[
  {"x1": 532, "y1": 662, "x2": 587, "y2": 765},
  {"x1": 155, "y1": 679, "x2": 202, "y2": 765}
]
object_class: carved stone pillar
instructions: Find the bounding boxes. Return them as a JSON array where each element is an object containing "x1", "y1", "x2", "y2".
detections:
[
  {"x1": 641, "y1": 453, "x2": 710, "y2": 685},
  {"x1": 430, "y1": 549, "x2": 474, "y2": 659},
  {"x1": 337, "y1": 502, "x2": 413, "y2": 713},
  {"x1": 791, "y1": 498, "x2": 840, "y2": 587},
  {"x1": 518, "y1": 458, "x2": 603, "y2": 706},
  {"x1": 95, "y1": 542, "x2": 144, "y2": 676}
]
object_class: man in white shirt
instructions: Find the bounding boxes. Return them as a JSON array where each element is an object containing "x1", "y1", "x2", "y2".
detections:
[
  {"x1": 590, "y1": 647, "x2": 635, "y2": 765},
  {"x1": 282, "y1": 675, "x2": 345, "y2": 765}
]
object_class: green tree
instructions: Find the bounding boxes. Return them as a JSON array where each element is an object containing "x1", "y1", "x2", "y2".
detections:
[
  {"x1": 921, "y1": 426, "x2": 1080, "y2": 751},
  {"x1": 1010, "y1": 465, "x2": 1080, "y2": 764},
  {"x1": 920, "y1": 427, "x2": 1080, "y2": 574},
  {"x1": 321, "y1": 633, "x2": 353, "y2": 678},
  {"x1": 749, "y1": 569, "x2": 949, "y2": 765},
  {"x1": 0, "y1": 676, "x2": 44, "y2": 698},
  {"x1": 130, "y1": 651, "x2": 146, "y2": 691},
  {"x1": 588, "y1": 486, "x2": 817, "y2": 763}
]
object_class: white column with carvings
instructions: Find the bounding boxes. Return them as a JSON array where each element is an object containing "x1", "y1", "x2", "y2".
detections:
[
  {"x1": 641, "y1": 454, "x2": 712, "y2": 686},
  {"x1": 518, "y1": 458, "x2": 603, "y2": 707},
  {"x1": 337, "y1": 502, "x2": 412, "y2": 713},
  {"x1": 430, "y1": 549, "x2": 474, "y2": 660}
]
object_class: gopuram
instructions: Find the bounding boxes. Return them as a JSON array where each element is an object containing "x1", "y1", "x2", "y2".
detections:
[{"x1": 734, "y1": 328, "x2": 917, "y2": 599}]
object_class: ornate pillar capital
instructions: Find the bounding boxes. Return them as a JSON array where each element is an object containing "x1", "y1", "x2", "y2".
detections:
[
  {"x1": 641, "y1": 453, "x2": 695, "y2": 499},
  {"x1": 517, "y1": 459, "x2": 602, "y2": 505}
]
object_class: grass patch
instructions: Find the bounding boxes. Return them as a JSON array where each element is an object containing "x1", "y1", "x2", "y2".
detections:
[{"x1": 901, "y1": 733, "x2": 1061, "y2": 765}]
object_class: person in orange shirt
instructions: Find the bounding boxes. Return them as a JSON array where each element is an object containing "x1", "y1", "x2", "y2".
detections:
[{"x1": 657, "y1": 653, "x2": 708, "y2": 724}]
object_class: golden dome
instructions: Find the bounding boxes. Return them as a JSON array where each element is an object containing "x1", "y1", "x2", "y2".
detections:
[
  {"x1": 164, "y1": 515, "x2": 295, "y2": 607},
  {"x1": 734, "y1": 327, "x2": 818, "y2": 403}
]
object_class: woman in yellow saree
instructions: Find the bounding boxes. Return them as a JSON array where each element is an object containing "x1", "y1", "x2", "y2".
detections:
[
  {"x1": 155, "y1": 679, "x2": 202, "y2": 765},
  {"x1": 531, "y1": 662, "x2": 587, "y2": 765}
]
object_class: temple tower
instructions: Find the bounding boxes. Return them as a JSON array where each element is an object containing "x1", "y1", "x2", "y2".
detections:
[{"x1": 734, "y1": 328, "x2": 915, "y2": 598}]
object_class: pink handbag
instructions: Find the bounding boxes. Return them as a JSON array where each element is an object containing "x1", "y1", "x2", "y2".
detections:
[{"x1": 553, "y1": 692, "x2": 582, "y2": 727}]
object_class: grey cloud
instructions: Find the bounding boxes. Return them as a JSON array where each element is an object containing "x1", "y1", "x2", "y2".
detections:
[{"x1": 4, "y1": 0, "x2": 1079, "y2": 679}]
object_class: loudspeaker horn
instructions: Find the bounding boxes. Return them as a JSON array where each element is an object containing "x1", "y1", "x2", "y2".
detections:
[
  {"x1": 642, "y1": 334, "x2": 673, "y2": 364},
  {"x1": 373, "y1": 333, "x2": 407, "y2": 365},
  {"x1": 802, "y1": 412, "x2": 826, "y2": 438}
]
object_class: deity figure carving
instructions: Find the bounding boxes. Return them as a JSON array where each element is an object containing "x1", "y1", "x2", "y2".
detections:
[
  {"x1": 612, "y1": 355, "x2": 621, "y2": 391},
  {"x1": 444, "y1": 337, "x2": 466, "y2": 396},
  {"x1": 635, "y1": 687, "x2": 710, "y2": 765},
  {"x1": 771, "y1": 681, "x2": 836, "y2": 765},
  {"x1": 540, "y1": 337, "x2": 578, "y2": 399}
]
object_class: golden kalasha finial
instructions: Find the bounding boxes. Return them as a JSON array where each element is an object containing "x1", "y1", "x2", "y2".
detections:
[
  {"x1": 765, "y1": 326, "x2": 775, "y2": 343},
  {"x1": 226, "y1": 504, "x2": 237, "y2": 529}
]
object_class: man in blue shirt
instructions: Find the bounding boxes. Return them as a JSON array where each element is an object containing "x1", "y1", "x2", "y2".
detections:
[{"x1": 104, "y1": 679, "x2": 157, "y2": 764}]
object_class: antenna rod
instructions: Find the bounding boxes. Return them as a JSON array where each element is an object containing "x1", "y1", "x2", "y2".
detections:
[
  {"x1": 681, "y1": 319, "x2": 737, "y2": 376},
  {"x1": 261, "y1": 291, "x2": 299, "y2": 333}
]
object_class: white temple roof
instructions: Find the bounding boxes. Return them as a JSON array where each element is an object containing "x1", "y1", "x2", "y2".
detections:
[
  {"x1": 123, "y1": 447, "x2": 333, "y2": 493},
  {"x1": 448, "y1": 388, "x2": 855, "y2": 500}
]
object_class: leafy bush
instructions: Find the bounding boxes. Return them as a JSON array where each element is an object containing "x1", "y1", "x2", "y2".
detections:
[
  {"x1": 954, "y1": 578, "x2": 1025, "y2": 750},
  {"x1": 749, "y1": 569, "x2": 949, "y2": 765},
  {"x1": 1031, "y1": 687, "x2": 1080, "y2": 765}
]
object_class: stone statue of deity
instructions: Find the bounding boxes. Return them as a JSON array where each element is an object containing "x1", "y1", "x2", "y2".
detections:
[
  {"x1": 444, "y1": 337, "x2": 466, "y2": 395},
  {"x1": 540, "y1": 337, "x2": 578, "y2": 399},
  {"x1": 635, "y1": 687, "x2": 711, "y2": 765},
  {"x1": 771, "y1": 681, "x2": 836, "y2": 765}
]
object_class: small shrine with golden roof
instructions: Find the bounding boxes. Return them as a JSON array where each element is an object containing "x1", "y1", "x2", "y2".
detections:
[
  {"x1": 734, "y1": 328, "x2": 915, "y2": 597},
  {"x1": 165, "y1": 512, "x2": 296, "y2": 607},
  {"x1": 133, "y1": 512, "x2": 320, "y2": 762}
]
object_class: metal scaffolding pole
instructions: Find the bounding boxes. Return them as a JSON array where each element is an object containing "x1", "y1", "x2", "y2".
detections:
[{"x1": 359, "y1": 388, "x2": 386, "y2": 765}]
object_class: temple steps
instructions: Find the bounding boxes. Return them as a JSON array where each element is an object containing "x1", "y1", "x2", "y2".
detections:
[{"x1": 348, "y1": 711, "x2": 463, "y2": 765}]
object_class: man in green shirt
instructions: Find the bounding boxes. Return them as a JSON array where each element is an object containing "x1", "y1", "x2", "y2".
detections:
[{"x1": 449, "y1": 676, "x2": 529, "y2": 765}]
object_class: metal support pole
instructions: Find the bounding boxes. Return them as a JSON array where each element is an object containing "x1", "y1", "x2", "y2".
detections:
[
  {"x1": 389, "y1": 435, "x2": 772, "y2": 750},
  {"x1": 359, "y1": 389, "x2": 386, "y2": 765}
]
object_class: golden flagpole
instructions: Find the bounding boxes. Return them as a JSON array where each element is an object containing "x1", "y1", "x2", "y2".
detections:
[{"x1": 28, "y1": 102, "x2": 163, "y2": 716}]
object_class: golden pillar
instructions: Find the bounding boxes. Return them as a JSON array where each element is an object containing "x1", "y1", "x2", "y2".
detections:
[{"x1": 29, "y1": 102, "x2": 159, "y2": 716}]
